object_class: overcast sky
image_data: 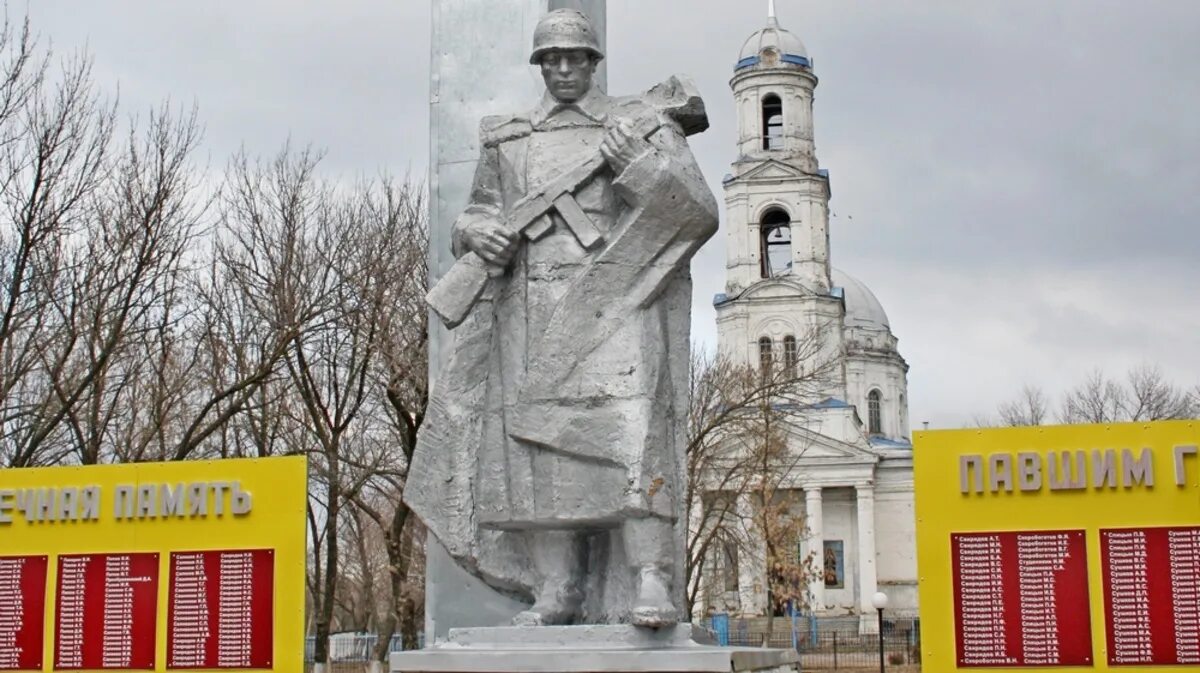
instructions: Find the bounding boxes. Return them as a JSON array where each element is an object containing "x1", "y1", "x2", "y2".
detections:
[{"x1": 25, "y1": 1, "x2": 1200, "y2": 429}]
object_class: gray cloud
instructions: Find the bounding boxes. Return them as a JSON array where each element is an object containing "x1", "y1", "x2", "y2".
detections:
[{"x1": 26, "y1": 0, "x2": 1200, "y2": 428}]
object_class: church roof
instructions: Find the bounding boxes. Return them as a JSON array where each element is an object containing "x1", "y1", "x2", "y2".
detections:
[
  {"x1": 869, "y1": 436, "x2": 913, "y2": 450},
  {"x1": 832, "y1": 268, "x2": 890, "y2": 331},
  {"x1": 736, "y1": 10, "x2": 810, "y2": 71}
]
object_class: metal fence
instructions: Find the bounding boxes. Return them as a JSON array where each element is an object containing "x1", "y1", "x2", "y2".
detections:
[
  {"x1": 711, "y1": 615, "x2": 922, "y2": 670},
  {"x1": 304, "y1": 634, "x2": 413, "y2": 663}
]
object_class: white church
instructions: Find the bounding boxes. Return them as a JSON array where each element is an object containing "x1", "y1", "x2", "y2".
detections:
[{"x1": 696, "y1": 7, "x2": 918, "y2": 622}]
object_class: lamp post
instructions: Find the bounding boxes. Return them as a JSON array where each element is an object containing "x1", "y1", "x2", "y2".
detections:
[{"x1": 871, "y1": 591, "x2": 889, "y2": 673}]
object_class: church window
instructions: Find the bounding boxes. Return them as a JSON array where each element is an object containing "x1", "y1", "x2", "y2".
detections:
[
  {"x1": 783, "y1": 335, "x2": 797, "y2": 374},
  {"x1": 868, "y1": 389, "x2": 883, "y2": 435},
  {"x1": 759, "y1": 209, "x2": 792, "y2": 278},
  {"x1": 762, "y1": 94, "x2": 784, "y2": 150},
  {"x1": 758, "y1": 336, "x2": 774, "y2": 373}
]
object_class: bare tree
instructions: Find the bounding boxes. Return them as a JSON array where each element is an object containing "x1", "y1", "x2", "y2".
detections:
[
  {"x1": 1125, "y1": 364, "x2": 1194, "y2": 421},
  {"x1": 217, "y1": 158, "x2": 427, "y2": 669},
  {"x1": 0, "y1": 15, "x2": 437, "y2": 664},
  {"x1": 988, "y1": 365, "x2": 1198, "y2": 427},
  {"x1": 334, "y1": 503, "x2": 387, "y2": 633},
  {"x1": 686, "y1": 351, "x2": 751, "y2": 614},
  {"x1": 746, "y1": 401, "x2": 817, "y2": 642},
  {"x1": 996, "y1": 385, "x2": 1050, "y2": 427},
  {"x1": 51, "y1": 103, "x2": 205, "y2": 464},
  {"x1": 0, "y1": 26, "x2": 116, "y2": 467},
  {"x1": 347, "y1": 179, "x2": 429, "y2": 668},
  {"x1": 220, "y1": 149, "x2": 405, "y2": 669},
  {"x1": 0, "y1": 23, "x2": 298, "y2": 468},
  {"x1": 1058, "y1": 369, "x2": 1127, "y2": 424},
  {"x1": 685, "y1": 322, "x2": 837, "y2": 634}
]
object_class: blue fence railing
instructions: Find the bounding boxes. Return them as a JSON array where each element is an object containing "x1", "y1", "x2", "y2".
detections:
[{"x1": 705, "y1": 614, "x2": 922, "y2": 669}]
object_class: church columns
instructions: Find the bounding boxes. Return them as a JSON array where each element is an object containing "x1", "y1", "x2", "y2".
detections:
[
  {"x1": 855, "y1": 482, "x2": 878, "y2": 614},
  {"x1": 804, "y1": 486, "x2": 825, "y2": 612},
  {"x1": 689, "y1": 494, "x2": 709, "y2": 619},
  {"x1": 736, "y1": 492, "x2": 768, "y2": 615}
]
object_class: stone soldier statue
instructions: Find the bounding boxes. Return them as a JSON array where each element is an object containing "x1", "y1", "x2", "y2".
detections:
[{"x1": 406, "y1": 9, "x2": 718, "y2": 628}]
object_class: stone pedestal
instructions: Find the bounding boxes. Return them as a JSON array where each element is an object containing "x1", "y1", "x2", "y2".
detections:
[{"x1": 390, "y1": 625, "x2": 799, "y2": 673}]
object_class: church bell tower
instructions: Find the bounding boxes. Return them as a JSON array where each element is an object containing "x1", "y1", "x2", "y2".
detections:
[
  {"x1": 724, "y1": 1, "x2": 828, "y2": 295},
  {"x1": 716, "y1": 3, "x2": 843, "y2": 388},
  {"x1": 703, "y1": 2, "x2": 918, "y2": 623}
]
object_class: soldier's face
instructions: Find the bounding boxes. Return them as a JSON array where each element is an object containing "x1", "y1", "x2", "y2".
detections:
[{"x1": 539, "y1": 50, "x2": 595, "y2": 103}]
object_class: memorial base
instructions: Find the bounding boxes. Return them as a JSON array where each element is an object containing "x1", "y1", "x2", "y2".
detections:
[{"x1": 390, "y1": 624, "x2": 799, "y2": 673}]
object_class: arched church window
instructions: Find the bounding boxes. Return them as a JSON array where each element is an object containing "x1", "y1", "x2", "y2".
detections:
[
  {"x1": 783, "y1": 335, "x2": 798, "y2": 374},
  {"x1": 868, "y1": 389, "x2": 882, "y2": 435},
  {"x1": 762, "y1": 94, "x2": 784, "y2": 150},
  {"x1": 759, "y1": 209, "x2": 792, "y2": 279},
  {"x1": 758, "y1": 336, "x2": 774, "y2": 373}
]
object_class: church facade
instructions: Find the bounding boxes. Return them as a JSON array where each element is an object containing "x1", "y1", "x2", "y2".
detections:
[{"x1": 696, "y1": 9, "x2": 918, "y2": 621}]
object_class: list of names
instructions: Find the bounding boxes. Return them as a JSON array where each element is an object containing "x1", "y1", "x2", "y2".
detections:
[
  {"x1": 1102, "y1": 526, "x2": 1200, "y2": 666},
  {"x1": 0, "y1": 555, "x2": 47, "y2": 671},
  {"x1": 953, "y1": 530, "x2": 1092, "y2": 668},
  {"x1": 954, "y1": 534, "x2": 1015, "y2": 666},
  {"x1": 53, "y1": 553, "x2": 159, "y2": 670},
  {"x1": 1170, "y1": 529, "x2": 1200, "y2": 664},
  {"x1": 168, "y1": 553, "x2": 209, "y2": 668},
  {"x1": 167, "y1": 549, "x2": 274, "y2": 669},
  {"x1": 1015, "y1": 533, "x2": 1069, "y2": 665},
  {"x1": 1102, "y1": 529, "x2": 1153, "y2": 664}
]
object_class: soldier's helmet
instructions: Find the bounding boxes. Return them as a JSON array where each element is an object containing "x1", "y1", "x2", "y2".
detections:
[{"x1": 529, "y1": 9, "x2": 605, "y2": 65}]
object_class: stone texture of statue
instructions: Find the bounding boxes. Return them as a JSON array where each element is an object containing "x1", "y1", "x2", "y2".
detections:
[{"x1": 405, "y1": 8, "x2": 719, "y2": 629}]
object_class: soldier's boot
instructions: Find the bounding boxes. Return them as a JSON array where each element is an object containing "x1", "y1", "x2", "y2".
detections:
[
  {"x1": 624, "y1": 517, "x2": 678, "y2": 628},
  {"x1": 513, "y1": 530, "x2": 585, "y2": 626}
]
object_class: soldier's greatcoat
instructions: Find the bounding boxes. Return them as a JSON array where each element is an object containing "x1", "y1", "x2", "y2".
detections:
[{"x1": 406, "y1": 86, "x2": 718, "y2": 600}]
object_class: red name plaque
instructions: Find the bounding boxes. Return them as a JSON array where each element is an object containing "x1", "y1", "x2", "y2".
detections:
[
  {"x1": 53, "y1": 552, "x2": 159, "y2": 670},
  {"x1": 166, "y1": 549, "x2": 274, "y2": 669},
  {"x1": 0, "y1": 555, "x2": 48, "y2": 672},
  {"x1": 952, "y1": 530, "x2": 1092, "y2": 667},
  {"x1": 1101, "y1": 526, "x2": 1200, "y2": 666}
]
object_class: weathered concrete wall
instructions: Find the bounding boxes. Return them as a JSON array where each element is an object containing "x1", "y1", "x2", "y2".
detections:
[{"x1": 425, "y1": 0, "x2": 606, "y2": 641}]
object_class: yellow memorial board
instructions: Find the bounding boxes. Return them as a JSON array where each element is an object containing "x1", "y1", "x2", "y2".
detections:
[
  {"x1": 915, "y1": 421, "x2": 1200, "y2": 671},
  {"x1": 0, "y1": 456, "x2": 306, "y2": 672}
]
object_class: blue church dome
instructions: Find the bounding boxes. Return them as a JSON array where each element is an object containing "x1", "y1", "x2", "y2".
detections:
[{"x1": 736, "y1": 14, "x2": 811, "y2": 71}]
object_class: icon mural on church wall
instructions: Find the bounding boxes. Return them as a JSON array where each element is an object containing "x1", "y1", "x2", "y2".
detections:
[{"x1": 823, "y1": 540, "x2": 844, "y2": 588}]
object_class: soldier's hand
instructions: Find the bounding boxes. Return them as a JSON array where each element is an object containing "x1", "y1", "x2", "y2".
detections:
[
  {"x1": 463, "y1": 219, "x2": 518, "y2": 267},
  {"x1": 601, "y1": 120, "x2": 651, "y2": 175}
]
